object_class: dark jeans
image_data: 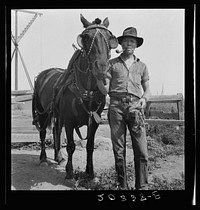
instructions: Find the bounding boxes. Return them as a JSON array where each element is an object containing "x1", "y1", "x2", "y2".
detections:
[{"x1": 108, "y1": 98, "x2": 148, "y2": 190}]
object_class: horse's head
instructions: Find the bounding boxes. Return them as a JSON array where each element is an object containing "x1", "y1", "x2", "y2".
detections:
[{"x1": 77, "y1": 14, "x2": 118, "y2": 80}]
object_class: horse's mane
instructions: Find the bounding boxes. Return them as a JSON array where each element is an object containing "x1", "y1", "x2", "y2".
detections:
[
  {"x1": 63, "y1": 50, "x2": 82, "y2": 81},
  {"x1": 52, "y1": 49, "x2": 82, "y2": 104},
  {"x1": 55, "y1": 49, "x2": 82, "y2": 89}
]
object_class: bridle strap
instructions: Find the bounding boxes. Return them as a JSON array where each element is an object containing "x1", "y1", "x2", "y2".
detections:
[
  {"x1": 82, "y1": 24, "x2": 112, "y2": 33},
  {"x1": 83, "y1": 27, "x2": 110, "y2": 57},
  {"x1": 87, "y1": 29, "x2": 99, "y2": 56}
]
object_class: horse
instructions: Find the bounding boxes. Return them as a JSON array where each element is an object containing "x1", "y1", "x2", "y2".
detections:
[{"x1": 32, "y1": 14, "x2": 118, "y2": 179}]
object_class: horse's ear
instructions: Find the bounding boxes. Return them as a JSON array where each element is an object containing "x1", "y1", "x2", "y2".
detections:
[
  {"x1": 77, "y1": 34, "x2": 83, "y2": 48},
  {"x1": 80, "y1": 14, "x2": 92, "y2": 28},
  {"x1": 102, "y1": 17, "x2": 109, "y2": 28}
]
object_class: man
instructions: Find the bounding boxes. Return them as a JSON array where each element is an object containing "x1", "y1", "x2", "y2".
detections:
[{"x1": 103, "y1": 27, "x2": 151, "y2": 190}]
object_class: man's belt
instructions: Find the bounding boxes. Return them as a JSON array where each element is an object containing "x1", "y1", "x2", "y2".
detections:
[{"x1": 110, "y1": 94, "x2": 139, "y2": 104}]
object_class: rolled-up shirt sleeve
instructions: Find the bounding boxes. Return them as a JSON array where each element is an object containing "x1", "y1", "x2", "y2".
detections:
[{"x1": 141, "y1": 64, "x2": 149, "y2": 83}]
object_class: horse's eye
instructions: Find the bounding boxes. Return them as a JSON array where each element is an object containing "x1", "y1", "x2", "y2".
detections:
[{"x1": 109, "y1": 35, "x2": 118, "y2": 49}]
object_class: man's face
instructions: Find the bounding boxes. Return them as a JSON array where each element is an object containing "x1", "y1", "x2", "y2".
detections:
[{"x1": 121, "y1": 37, "x2": 137, "y2": 55}]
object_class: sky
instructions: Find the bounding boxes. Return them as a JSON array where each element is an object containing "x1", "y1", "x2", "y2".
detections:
[{"x1": 11, "y1": 9, "x2": 184, "y2": 95}]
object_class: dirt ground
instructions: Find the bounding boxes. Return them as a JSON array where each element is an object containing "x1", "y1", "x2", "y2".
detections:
[
  {"x1": 11, "y1": 147, "x2": 184, "y2": 190},
  {"x1": 11, "y1": 102, "x2": 184, "y2": 190}
]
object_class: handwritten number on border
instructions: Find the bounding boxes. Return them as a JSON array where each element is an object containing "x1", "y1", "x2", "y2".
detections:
[
  {"x1": 97, "y1": 194, "x2": 104, "y2": 202},
  {"x1": 108, "y1": 194, "x2": 115, "y2": 200},
  {"x1": 152, "y1": 191, "x2": 161, "y2": 199},
  {"x1": 120, "y1": 195, "x2": 127, "y2": 202},
  {"x1": 130, "y1": 194, "x2": 136, "y2": 202}
]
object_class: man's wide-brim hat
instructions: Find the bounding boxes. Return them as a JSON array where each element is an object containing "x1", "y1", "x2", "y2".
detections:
[{"x1": 117, "y1": 27, "x2": 144, "y2": 47}]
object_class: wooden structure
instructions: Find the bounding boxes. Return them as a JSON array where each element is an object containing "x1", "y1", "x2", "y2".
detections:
[
  {"x1": 11, "y1": 10, "x2": 42, "y2": 91},
  {"x1": 11, "y1": 90, "x2": 33, "y2": 104},
  {"x1": 145, "y1": 93, "x2": 184, "y2": 121}
]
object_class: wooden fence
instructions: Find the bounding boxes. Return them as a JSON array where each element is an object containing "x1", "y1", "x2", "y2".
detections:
[
  {"x1": 102, "y1": 93, "x2": 184, "y2": 126},
  {"x1": 144, "y1": 93, "x2": 184, "y2": 125},
  {"x1": 12, "y1": 90, "x2": 184, "y2": 126},
  {"x1": 11, "y1": 90, "x2": 33, "y2": 104}
]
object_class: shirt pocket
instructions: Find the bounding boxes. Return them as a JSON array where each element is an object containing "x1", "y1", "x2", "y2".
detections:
[
  {"x1": 130, "y1": 71, "x2": 142, "y2": 85},
  {"x1": 112, "y1": 67, "x2": 125, "y2": 82}
]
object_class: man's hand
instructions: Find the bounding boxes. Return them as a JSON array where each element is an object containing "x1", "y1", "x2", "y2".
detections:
[
  {"x1": 138, "y1": 97, "x2": 146, "y2": 109},
  {"x1": 96, "y1": 79, "x2": 108, "y2": 95}
]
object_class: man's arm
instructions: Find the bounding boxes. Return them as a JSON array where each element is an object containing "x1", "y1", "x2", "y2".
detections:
[
  {"x1": 138, "y1": 80, "x2": 151, "y2": 108},
  {"x1": 96, "y1": 66, "x2": 112, "y2": 95},
  {"x1": 96, "y1": 79, "x2": 109, "y2": 95},
  {"x1": 96, "y1": 73, "x2": 111, "y2": 96}
]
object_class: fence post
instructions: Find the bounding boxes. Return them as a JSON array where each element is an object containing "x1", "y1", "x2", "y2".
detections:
[
  {"x1": 177, "y1": 93, "x2": 184, "y2": 120},
  {"x1": 145, "y1": 102, "x2": 151, "y2": 119}
]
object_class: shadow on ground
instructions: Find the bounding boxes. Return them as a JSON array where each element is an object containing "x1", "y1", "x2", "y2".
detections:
[{"x1": 11, "y1": 153, "x2": 73, "y2": 190}]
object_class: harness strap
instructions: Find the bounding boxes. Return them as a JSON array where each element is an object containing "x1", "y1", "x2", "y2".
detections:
[
  {"x1": 37, "y1": 70, "x2": 60, "y2": 97},
  {"x1": 74, "y1": 113, "x2": 93, "y2": 140}
]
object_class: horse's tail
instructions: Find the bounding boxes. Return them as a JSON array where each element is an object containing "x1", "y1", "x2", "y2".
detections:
[
  {"x1": 32, "y1": 74, "x2": 54, "y2": 132},
  {"x1": 32, "y1": 76, "x2": 46, "y2": 131},
  {"x1": 32, "y1": 77, "x2": 40, "y2": 128}
]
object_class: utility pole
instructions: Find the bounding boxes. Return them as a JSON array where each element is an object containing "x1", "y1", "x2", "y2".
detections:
[
  {"x1": 14, "y1": 10, "x2": 18, "y2": 90},
  {"x1": 161, "y1": 83, "x2": 164, "y2": 95}
]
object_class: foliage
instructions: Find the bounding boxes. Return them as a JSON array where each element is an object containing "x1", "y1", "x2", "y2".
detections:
[
  {"x1": 149, "y1": 102, "x2": 180, "y2": 113},
  {"x1": 11, "y1": 139, "x2": 54, "y2": 150},
  {"x1": 149, "y1": 172, "x2": 185, "y2": 190},
  {"x1": 11, "y1": 142, "x2": 41, "y2": 150},
  {"x1": 73, "y1": 167, "x2": 119, "y2": 190},
  {"x1": 72, "y1": 163, "x2": 185, "y2": 191},
  {"x1": 146, "y1": 124, "x2": 184, "y2": 146}
]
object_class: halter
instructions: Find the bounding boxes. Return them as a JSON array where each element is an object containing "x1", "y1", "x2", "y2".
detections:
[{"x1": 82, "y1": 25, "x2": 111, "y2": 57}]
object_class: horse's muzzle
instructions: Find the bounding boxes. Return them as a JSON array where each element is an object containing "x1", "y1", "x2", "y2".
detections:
[{"x1": 94, "y1": 60, "x2": 109, "y2": 80}]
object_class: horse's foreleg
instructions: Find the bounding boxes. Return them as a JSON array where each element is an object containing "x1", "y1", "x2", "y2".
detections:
[
  {"x1": 65, "y1": 125, "x2": 75, "y2": 179},
  {"x1": 85, "y1": 122, "x2": 98, "y2": 179}
]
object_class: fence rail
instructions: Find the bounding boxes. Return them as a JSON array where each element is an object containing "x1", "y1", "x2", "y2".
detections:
[
  {"x1": 148, "y1": 94, "x2": 183, "y2": 103},
  {"x1": 11, "y1": 90, "x2": 33, "y2": 104},
  {"x1": 145, "y1": 93, "x2": 184, "y2": 121},
  {"x1": 100, "y1": 119, "x2": 184, "y2": 126}
]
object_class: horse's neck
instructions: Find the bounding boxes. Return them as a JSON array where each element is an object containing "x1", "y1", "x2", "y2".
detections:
[
  {"x1": 77, "y1": 55, "x2": 88, "y2": 71},
  {"x1": 76, "y1": 56, "x2": 97, "y2": 92}
]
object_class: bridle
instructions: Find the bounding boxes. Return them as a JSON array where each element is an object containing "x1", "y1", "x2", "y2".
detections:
[
  {"x1": 82, "y1": 26, "x2": 110, "y2": 57},
  {"x1": 78, "y1": 24, "x2": 114, "y2": 61},
  {"x1": 72, "y1": 25, "x2": 114, "y2": 140},
  {"x1": 75, "y1": 24, "x2": 113, "y2": 94}
]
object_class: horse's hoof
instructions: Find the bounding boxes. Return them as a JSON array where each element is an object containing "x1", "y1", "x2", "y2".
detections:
[
  {"x1": 85, "y1": 172, "x2": 94, "y2": 180},
  {"x1": 64, "y1": 178, "x2": 75, "y2": 188},
  {"x1": 65, "y1": 173, "x2": 73, "y2": 180},
  {"x1": 39, "y1": 161, "x2": 48, "y2": 167}
]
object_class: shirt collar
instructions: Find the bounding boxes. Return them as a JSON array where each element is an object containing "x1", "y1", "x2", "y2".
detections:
[{"x1": 119, "y1": 54, "x2": 138, "y2": 63}]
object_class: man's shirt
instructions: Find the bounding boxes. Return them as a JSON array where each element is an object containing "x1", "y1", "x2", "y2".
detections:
[{"x1": 108, "y1": 55, "x2": 149, "y2": 98}]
